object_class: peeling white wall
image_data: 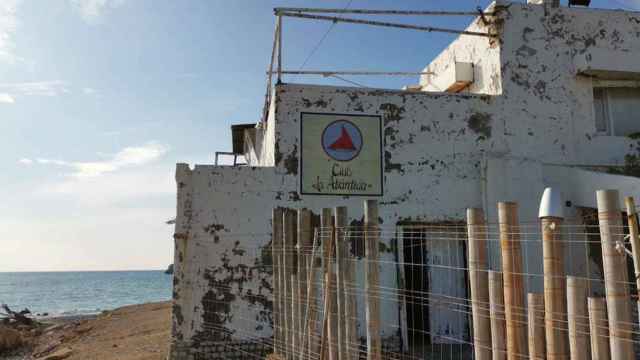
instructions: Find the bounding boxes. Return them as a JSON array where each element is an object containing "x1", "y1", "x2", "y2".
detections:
[{"x1": 420, "y1": 3, "x2": 502, "y2": 95}]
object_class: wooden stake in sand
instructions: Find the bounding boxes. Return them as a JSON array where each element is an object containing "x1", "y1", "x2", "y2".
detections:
[
  {"x1": 497, "y1": 202, "x2": 527, "y2": 360},
  {"x1": 596, "y1": 190, "x2": 633, "y2": 360},
  {"x1": 588, "y1": 297, "x2": 611, "y2": 360},
  {"x1": 301, "y1": 227, "x2": 321, "y2": 360},
  {"x1": 364, "y1": 200, "x2": 381, "y2": 360},
  {"x1": 291, "y1": 273, "x2": 299, "y2": 355},
  {"x1": 297, "y1": 209, "x2": 312, "y2": 357},
  {"x1": 346, "y1": 230, "x2": 358, "y2": 360},
  {"x1": 539, "y1": 187, "x2": 569, "y2": 360},
  {"x1": 567, "y1": 276, "x2": 590, "y2": 360},
  {"x1": 334, "y1": 206, "x2": 349, "y2": 360},
  {"x1": 489, "y1": 271, "x2": 506, "y2": 360},
  {"x1": 623, "y1": 196, "x2": 640, "y2": 330},
  {"x1": 283, "y1": 210, "x2": 296, "y2": 358},
  {"x1": 466, "y1": 208, "x2": 492, "y2": 360},
  {"x1": 396, "y1": 231, "x2": 409, "y2": 353},
  {"x1": 319, "y1": 208, "x2": 339, "y2": 360},
  {"x1": 272, "y1": 208, "x2": 284, "y2": 354},
  {"x1": 528, "y1": 293, "x2": 546, "y2": 360}
]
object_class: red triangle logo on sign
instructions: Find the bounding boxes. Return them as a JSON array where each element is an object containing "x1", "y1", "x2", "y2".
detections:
[{"x1": 328, "y1": 126, "x2": 356, "y2": 151}]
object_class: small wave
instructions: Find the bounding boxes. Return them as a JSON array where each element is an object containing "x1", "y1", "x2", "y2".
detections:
[{"x1": 35, "y1": 308, "x2": 103, "y2": 320}]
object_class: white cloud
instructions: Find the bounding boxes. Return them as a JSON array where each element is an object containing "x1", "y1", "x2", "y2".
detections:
[
  {"x1": 18, "y1": 158, "x2": 32, "y2": 165},
  {"x1": 0, "y1": 0, "x2": 20, "y2": 64},
  {"x1": 0, "y1": 92, "x2": 15, "y2": 103},
  {"x1": 34, "y1": 142, "x2": 169, "y2": 178},
  {"x1": 82, "y1": 87, "x2": 96, "y2": 95},
  {"x1": 69, "y1": 0, "x2": 125, "y2": 24},
  {"x1": 40, "y1": 165, "x2": 174, "y2": 199},
  {"x1": 627, "y1": 0, "x2": 640, "y2": 9},
  {"x1": 0, "y1": 80, "x2": 69, "y2": 97}
]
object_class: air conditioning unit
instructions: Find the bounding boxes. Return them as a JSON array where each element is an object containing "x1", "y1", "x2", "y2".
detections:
[{"x1": 445, "y1": 62, "x2": 474, "y2": 93}]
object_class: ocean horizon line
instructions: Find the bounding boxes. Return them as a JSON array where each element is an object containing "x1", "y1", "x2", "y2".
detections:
[{"x1": 0, "y1": 268, "x2": 170, "y2": 274}]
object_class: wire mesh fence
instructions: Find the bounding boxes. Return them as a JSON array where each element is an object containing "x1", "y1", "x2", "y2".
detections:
[{"x1": 192, "y1": 192, "x2": 640, "y2": 359}]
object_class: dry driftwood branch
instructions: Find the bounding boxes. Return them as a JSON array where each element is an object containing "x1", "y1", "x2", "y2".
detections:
[{"x1": 1, "y1": 304, "x2": 34, "y2": 326}]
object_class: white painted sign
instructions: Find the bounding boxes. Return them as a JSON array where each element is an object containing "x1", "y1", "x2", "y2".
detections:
[{"x1": 300, "y1": 112, "x2": 383, "y2": 196}]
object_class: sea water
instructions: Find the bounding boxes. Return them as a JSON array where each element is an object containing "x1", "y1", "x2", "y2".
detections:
[{"x1": 0, "y1": 271, "x2": 172, "y2": 317}]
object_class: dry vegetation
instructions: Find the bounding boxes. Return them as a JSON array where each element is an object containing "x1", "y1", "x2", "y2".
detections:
[{"x1": 1, "y1": 302, "x2": 171, "y2": 360}]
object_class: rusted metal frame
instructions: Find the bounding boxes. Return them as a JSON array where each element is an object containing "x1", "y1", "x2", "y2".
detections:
[
  {"x1": 274, "y1": 7, "x2": 495, "y2": 16},
  {"x1": 278, "y1": 11, "x2": 496, "y2": 38},
  {"x1": 266, "y1": 70, "x2": 434, "y2": 76},
  {"x1": 261, "y1": 16, "x2": 280, "y2": 123},
  {"x1": 277, "y1": 15, "x2": 283, "y2": 84},
  {"x1": 476, "y1": 6, "x2": 490, "y2": 26}
]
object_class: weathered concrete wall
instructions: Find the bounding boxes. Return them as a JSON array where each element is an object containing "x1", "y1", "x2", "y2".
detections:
[
  {"x1": 496, "y1": 3, "x2": 640, "y2": 167},
  {"x1": 170, "y1": 2, "x2": 640, "y2": 358},
  {"x1": 420, "y1": 3, "x2": 502, "y2": 95},
  {"x1": 170, "y1": 84, "x2": 498, "y2": 357}
]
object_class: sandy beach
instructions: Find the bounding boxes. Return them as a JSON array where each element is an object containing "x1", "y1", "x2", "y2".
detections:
[{"x1": 3, "y1": 301, "x2": 171, "y2": 360}]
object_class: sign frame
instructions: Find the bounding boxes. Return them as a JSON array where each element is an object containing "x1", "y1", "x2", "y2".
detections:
[{"x1": 299, "y1": 111, "x2": 384, "y2": 197}]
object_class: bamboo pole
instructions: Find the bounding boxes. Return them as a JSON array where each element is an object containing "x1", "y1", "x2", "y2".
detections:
[
  {"x1": 588, "y1": 297, "x2": 611, "y2": 360},
  {"x1": 624, "y1": 196, "x2": 640, "y2": 290},
  {"x1": 466, "y1": 208, "x2": 492, "y2": 360},
  {"x1": 291, "y1": 273, "x2": 299, "y2": 356},
  {"x1": 541, "y1": 216, "x2": 569, "y2": 360},
  {"x1": 328, "y1": 278, "x2": 339, "y2": 360},
  {"x1": 489, "y1": 271, "x2": 507, "y2": 360},
  {"x1": 497, "y1": 202, "x2": 527, "y2": 360},
  {"x1": 301, "y1": 227, "x2": 320, "y2": 360},
  {"x1": 334, "y1": 207, "x2": 349, "y2": 360},
  {"x1": 528, "y1": 293, "x2": 546, "y2": 359},
  {"x1": 297, "y1": 209, "x2": 312, "y2": 357},
  {"x1": 567, "y1": 276, "x2": 590, "y2": 360},
  {"x1": 272, "y1": 208, "x2": 284, "y2": 354},
  {"x1": 346, "y1": 229, "x2": 358, "y2": 360},
  {"x1": 364, "y1": 200, "x2": 381, "y2": 360},
  {"x1": 596, "y1": 190, "x2": 633, "y2": 360},
  {"x1": 319, "y1": 208, "x2": 339, "y2": 360},
  {"x1": 283, "y1": 210, "x2": 296, "y2": 358},
  {"x1": 396, "y1": 231, "x2": 409, "y2": 353},
  {"x1": 623, "y1": 196, "x2": 640, "y2": 330},
  {"x1": 319, "y1": 209, "x2": 330, "y2": 360}
]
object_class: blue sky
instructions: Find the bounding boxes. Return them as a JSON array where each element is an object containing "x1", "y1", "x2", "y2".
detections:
[{"x1": 1, "y1": 0, "x2": 639, "y2": 272}]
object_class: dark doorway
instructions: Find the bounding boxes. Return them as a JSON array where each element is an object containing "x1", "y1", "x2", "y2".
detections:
[
  {"x1": 402, "y1": 226, "x2": 430, "y2": 351},
  {"x1": 398, "y1": 221, "x2": 470, "y2": 358}
]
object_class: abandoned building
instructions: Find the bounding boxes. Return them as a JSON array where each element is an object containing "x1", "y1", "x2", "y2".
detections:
[{"x1": 169, "y1": 0, "x2": 640, "y2": 358}]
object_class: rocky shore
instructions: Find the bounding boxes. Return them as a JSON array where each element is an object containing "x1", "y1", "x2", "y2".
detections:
[{"x1": 0, "y1": 302, "x2": 170, "y2": 360}]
